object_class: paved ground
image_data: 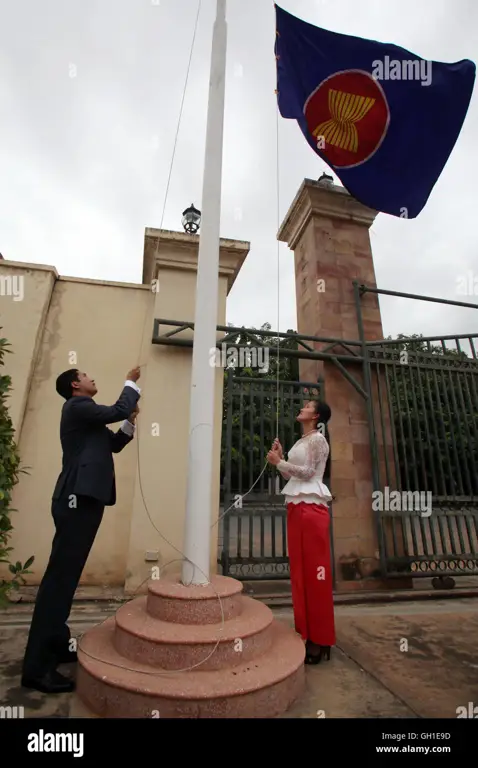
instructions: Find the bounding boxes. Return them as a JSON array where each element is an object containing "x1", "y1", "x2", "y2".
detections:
[{"x1": 1, "y1": 595, "x2": 477, "y2": 718}]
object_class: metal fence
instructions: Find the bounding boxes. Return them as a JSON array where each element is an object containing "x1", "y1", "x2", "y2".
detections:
[
  {"x1": 356, "y1": 283, "x2": 478, "y2": 580},
  {"x1": 219, "y1": 374, "x2": 334, "y2": 581}
]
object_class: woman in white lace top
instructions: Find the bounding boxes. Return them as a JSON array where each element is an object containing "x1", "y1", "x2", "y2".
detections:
[{"x1": 267, "y1": 399, "x2": 335, "y2": 664}]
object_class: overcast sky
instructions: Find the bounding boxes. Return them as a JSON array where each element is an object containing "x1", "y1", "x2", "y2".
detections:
[{"x1": 1, "y1": 0, "x2": 477, "y2": 348}]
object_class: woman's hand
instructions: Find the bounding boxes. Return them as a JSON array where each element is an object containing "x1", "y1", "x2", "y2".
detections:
[
  {"x1": 271, "y1": 438, "x2": 283, "y2": 458},
  {"x1": 267, "y1": 450, "x2": 281, "y2": 466}
]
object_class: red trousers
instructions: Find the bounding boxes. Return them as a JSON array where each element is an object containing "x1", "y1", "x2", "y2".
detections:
[{"x1": 287, "y1": 501, "x2": 336, "y2": 646}]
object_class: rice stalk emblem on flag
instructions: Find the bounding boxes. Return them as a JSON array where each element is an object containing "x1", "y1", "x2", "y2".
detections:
[{"x1": 304, "y1": 70, "x2": 390, "y2": 168}]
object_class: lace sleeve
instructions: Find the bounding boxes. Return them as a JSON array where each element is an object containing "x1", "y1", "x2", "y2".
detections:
[
  {"x1": 277, "y1": 433, "x2": 328, "y2": 480},
  {"x1": 278, "y1": 465, "x2": 291, "y2": 480}
]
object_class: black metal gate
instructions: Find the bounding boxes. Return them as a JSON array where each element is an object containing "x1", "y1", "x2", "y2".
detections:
[
  {"x1": 356, "y1": 283, "x2": 478, "y2": 580},
  {"x1": 218, "y1": 373, "x2": 334, "y2": 581}
]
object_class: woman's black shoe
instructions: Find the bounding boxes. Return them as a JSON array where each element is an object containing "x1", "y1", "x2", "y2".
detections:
[
  {"x1": 319, "y1": 645, "x2": 331, "y2": 661},
  {"x1": 304, "y1": 645, "x2": 331, "y2": 664}
]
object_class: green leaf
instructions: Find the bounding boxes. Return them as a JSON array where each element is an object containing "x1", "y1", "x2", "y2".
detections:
[{"x1": 0, "y1": 334, "x2": 35, "y2": 609}]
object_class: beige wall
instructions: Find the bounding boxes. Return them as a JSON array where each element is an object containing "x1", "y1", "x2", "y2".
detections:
[
  {"x1": 0, "y1": 230, "x2": 249, "y2": 590},
  {"x1": 0, "y1": 264, "x2": 57, "y2": 439}
]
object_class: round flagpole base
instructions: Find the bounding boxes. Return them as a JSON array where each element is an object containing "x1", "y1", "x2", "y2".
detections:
[{"x1": 73, "y1": 574, "x2": 305, "y2": 718}]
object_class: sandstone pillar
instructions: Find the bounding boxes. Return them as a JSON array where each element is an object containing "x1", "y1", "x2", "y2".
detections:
[
  {"x1": 278, "y1": 177, "x2": 409, "y2": 589},
  {"x1": 123, "y1": 228, "x2": 249, "y2": 593}
]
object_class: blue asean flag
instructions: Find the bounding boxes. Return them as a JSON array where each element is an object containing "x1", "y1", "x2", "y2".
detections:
[{"x1": 274, "y1": 4, "x2": 475, "y2": 218}]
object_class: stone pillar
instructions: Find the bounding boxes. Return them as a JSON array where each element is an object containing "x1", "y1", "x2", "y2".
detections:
[
  {"x1": 278, "y1": 178, "x2": 410, "y2": 589},
  {"x1": 124, "y1": 229, "x2": 249, "y2": 593}
]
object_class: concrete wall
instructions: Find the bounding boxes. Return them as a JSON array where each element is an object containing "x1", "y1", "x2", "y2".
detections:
[{"x1": 0, "y1": 229, "x2": 249, "y2": 589}]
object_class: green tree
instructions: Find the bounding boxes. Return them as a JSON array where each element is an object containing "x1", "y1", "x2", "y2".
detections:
[{"x1": 0, "y1": 332, "x2": 34, "y2": 607}]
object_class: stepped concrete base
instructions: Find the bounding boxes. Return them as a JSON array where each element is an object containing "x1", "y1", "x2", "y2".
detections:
[{"x1": 75, "y1": 574, "x2": 305, "y2": 718}]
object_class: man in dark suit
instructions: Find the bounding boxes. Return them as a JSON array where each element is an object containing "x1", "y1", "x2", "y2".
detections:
[{"x1": 21, "y1": 366, "x2": 141, "y2": 693}]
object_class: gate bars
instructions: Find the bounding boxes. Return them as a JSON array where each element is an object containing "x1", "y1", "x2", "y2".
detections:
[
  {"x1": 152, "y1": 282, "x2": 478, "y2": 582},
  {"x1": 355, "y1": 282, "x2": 478, "y2": 580},
  {"x1": 219, "y1": 374, "x2": 332, "y2": 581}
]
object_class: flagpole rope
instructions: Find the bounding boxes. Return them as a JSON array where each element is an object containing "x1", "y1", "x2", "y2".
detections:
[
  {"x1": 134, "y1": 0, "x2": 207, "y2": 573},
  {"x1": 79, "y1": 9, "x2": 283, "y2": 681},
  {"x1": 136, "y1": 0, "x2": 203, "y2": 372},
  {"x1": 133, "y1": 0, "x2": 283, "y2": 547},
  {"x1": 76, "y1": 0, "x2": 229, "y2": 677},
  {"x1": 275, "y1": 81, "x2": 281, "y2": 439},
  {"x1": 213, "y1": 38, "x2": 283, "y2": 528}
]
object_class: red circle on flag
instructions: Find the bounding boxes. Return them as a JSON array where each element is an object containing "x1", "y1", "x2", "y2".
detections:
[{"x1": 304, "y1": 70, "x2": 390, "y2": 168}]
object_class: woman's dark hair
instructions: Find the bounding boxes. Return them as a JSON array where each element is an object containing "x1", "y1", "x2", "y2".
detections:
[
  {"x1": 311, "y1": 399, "x2": 332, "y2": 486},
  {"x1": 56, "y1": 368, "x2": 80, "y2": 400},
  {"x1": 311, "y1": 400, "x2": 331, "y2": 428}
]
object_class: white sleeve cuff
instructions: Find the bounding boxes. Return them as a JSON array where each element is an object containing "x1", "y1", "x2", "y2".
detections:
[
  {"x1": 124, "y1": 379, "x2": 141, "y2": 394},
  {"x1": 120, "y1": 419, "x2": 135, "y2": 436}
]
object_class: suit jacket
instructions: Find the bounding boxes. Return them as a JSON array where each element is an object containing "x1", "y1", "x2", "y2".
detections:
[{"x1": 52, "y1": 384, "x2": 140, "y2": 506}]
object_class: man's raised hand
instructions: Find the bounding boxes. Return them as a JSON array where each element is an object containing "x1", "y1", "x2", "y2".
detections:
[
  {"x1": 128, "y1": 404, "x2": 139, "y2": 424},
  {"x1": 127, "y1": 366, "x2": 141, "y2": 382}
]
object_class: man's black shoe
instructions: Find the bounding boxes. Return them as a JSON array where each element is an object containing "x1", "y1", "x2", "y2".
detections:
[{"x1": 21, "y1": 669, "x2": 75, "y2": 694}]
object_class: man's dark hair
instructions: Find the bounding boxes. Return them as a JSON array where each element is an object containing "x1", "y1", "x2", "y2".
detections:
[{"x1": 56, "y1": 369, "x2": 80, "y2": 400}]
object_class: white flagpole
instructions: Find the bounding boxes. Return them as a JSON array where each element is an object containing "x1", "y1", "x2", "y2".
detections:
[{"x1": 181, "y1": 0, "x2": 227, "y2": 586}]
